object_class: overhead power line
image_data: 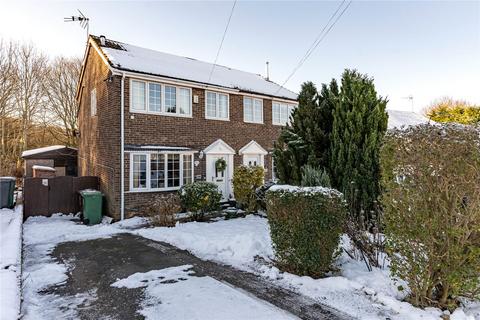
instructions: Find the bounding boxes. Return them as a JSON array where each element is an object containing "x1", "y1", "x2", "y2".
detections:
[
  {"x1": 275, "y1": 1, "x2": 352, "y2": 94},
  {"x1": 208, "y1": 0, "x2": 237, "y2": 84}
]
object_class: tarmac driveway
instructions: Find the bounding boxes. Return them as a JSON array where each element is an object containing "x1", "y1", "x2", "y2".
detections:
[{"x1": 46, "y1": 233, "x2": 351, "y2": 320}]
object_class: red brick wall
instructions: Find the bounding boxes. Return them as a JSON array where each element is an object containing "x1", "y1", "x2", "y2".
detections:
[
  {"x1": 79, "y1": 49, "x2": 292, "y2": 219},
  {"x1": 77, "y1": 47, "x2": 121, "y2": 217}
]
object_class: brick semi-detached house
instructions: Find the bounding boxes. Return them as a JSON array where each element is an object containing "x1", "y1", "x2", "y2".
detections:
[{"x1": 76, "y1": 35, "x2": 298, "y2": 220}]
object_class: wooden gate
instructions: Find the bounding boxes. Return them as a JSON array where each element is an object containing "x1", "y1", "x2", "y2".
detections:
[{"x1": 23, "y1": 176, "x2": 99, "y2": 219}]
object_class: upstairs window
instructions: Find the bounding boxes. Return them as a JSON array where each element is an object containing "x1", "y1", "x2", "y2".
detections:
[
  {"x1": 148, "y1": 83, "x2": 161, "y2": 112},
  {"x1": 272, "y1": 102, "x2": 296, "y2": 125},
  {"x1": 205, "y1": 91, "x2": 229, "y2": 120},
  {"x1": 90, "y1": 88, "x2": 97, "y2": 116},
  {"x1": 131, "y1": 80, "x2": 146, "y2": 111},
  {"x1": 244, "y1": 97, "x2": 263, "y2": 123},
  {"x1": 130, "y1": 79, "x2": 191, "y2": 117}
]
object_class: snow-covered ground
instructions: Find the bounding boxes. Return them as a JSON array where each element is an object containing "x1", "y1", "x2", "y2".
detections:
[
  {"x1": 0, "y1": 206, "x2": 23, "y2": 320},
  {"x1": 135, "y1": 215, "x2": 480, "y2": 320},
  {"x1": 21, "y1": 214, "x2": 148, "y2": 319},
  {"x1": 112, "y1": 264, "x2": 295, "y2": 320}
]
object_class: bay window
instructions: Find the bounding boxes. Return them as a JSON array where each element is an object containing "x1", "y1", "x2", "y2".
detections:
[
  {"x1": 272, "y1": 102, "x2": 296, "y2": 125},
  {"x1": 244, "y1": 97, "x2": 263, "y2": 123},
  {"x1": 130, "y1": 152, "x2": 194, "y2": 192},
  {"x1": 205, "y1": 91, "x2": 229, "y2": 120},
  {"x1": 130, "y1": 79, "x2": 191, "y2": 116}
]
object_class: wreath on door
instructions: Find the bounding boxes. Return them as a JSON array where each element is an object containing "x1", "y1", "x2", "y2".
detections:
[{"x1": 215, "y1": 158, "x2": 227, "y2": 172}]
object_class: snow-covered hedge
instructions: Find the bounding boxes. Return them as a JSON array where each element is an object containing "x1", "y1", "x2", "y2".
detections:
[
  {"x1": 266, "y1": 185, "x2": 346, "y2": 278},
  {"x1": 381, "y1": 123, "x2": 480, "y2": 309}
]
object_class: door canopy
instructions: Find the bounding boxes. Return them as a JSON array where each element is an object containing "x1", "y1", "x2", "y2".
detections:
[
  {"x1": 239, "y1": 140, "x2": 268, "y2": 155},
  {"x1": 204, "y1": 139, "x2": 236, "y2": 155}
]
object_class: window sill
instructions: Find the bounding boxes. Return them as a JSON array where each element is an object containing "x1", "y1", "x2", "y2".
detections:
[
  {"x1": 129, "y1": 109, "x2": 193, "y2": 118},
  {"x1": 272, "y1": 122, "x2": 288, "y2": 126},
  {"x1": 243, "y1": 120, "x2": 264, "y2": 125},
  {"x1": 205, "y1": 116, "x2": 230, "y2": 122},
  {"x1": 126, "y1": 187, "x2": 181, "y2": 193}
]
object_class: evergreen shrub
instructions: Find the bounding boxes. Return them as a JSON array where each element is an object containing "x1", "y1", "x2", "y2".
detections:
[
  {"x1": 266, "y1": 185, "x2": 346, "y2": 277},
  {"x1": 179, "y1": 182, "x2": 221, "y2": 220},
  {"x1": 300, "y1": 165, "x2": 331, "y2": 187},
  {"x1": 232, "y1": 165, "x2": 264, "y2": 212}
]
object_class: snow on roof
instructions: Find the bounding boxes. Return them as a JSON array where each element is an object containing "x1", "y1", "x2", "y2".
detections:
[
  {"x1": 387, "y1": 109, "x2": 432, "y2": 130},
  {"x1": 32, "y1": 165, "x2": 55, "y2": 172},
  {"x1": 94, "y1": 36, "x2": 298, "y2": 101},
  {"x1": 21, "y1": 145, "x2": 74, "y2": 158}
]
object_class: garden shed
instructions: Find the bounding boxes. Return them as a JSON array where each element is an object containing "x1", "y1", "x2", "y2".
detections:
[{"x1": 22, "y1": 145, "x2": 78, "y2": 177}]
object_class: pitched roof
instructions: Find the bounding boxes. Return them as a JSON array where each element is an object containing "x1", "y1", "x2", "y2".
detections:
[
  {"x1": 21, "y1": 145, "x2": 77, "y2": 158},
  {"x1": 387, "y1": 109, "x2": 433, "y2": 130},
  {"x1": 91, "y1": 35, "x2": 297, "y2": 101}
]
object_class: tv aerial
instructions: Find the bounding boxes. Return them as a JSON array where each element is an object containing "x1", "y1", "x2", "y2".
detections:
[{"x1": 64, "y1": 10, "x2": 90, "y2": 41}]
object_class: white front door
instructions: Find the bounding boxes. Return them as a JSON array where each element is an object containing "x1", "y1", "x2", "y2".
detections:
[
  {"x1": 243, "y1": 155, "x2": 261, "y2": 167},
  {"x1": 209, "y1": 155, "x2": 228, "y2": 200}
]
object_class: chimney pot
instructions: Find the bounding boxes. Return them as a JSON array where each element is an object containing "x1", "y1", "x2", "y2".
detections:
[{"x1": 99, "y1": 35, "x2": 106, "y2": 46}]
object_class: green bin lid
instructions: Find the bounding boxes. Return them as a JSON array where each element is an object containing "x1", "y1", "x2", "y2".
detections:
[{"x1": 80, "y1": 189, "x2": 102, "y2": 196}]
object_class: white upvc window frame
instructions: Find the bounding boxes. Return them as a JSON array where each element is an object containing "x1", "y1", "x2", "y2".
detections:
[
  {"x1": 205, "y1": 91, "x2": 230, "y2": 121},
  {"x1": 90, "y1": 88, "x2": 97, "y2": 116},
  {"x1": 243, "y1": 96, "x2": 264, "y2": 124},
  {"x1": 272, "y1": 101, "x2": 297, "y2": 126},
  {"x1": 129, "y1": 79, "x2": 192, "y2": 117},
  {"x1": 129, "y1": 152, "x2": 195, "y2": 192}
]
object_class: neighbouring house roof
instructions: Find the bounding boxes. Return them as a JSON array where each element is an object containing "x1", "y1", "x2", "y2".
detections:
[
  {"x1": 124, "y1": 145, "x2": 196, "y2": 152},
  {"x1": 21, "y1": 146, "x2": 78, "y2": 159},
  {"x1": 387, "y1": 109, "x2": 433, "y2": 130},
  {"x1": 91, "y1": 35, "x2": 298, "y2": 101}
]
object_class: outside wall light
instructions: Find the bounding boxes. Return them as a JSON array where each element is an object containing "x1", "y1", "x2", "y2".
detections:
[{"x1": 199, "y1": 151, "x2": 204, "y2": 159}]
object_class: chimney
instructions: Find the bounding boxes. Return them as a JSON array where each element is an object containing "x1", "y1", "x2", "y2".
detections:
[
  {"x1": 99, "y1": 35, "x2": 106, "y2": 46},
  {"x1": 265, "y1": 61, "x2": 270, "y2": 81}
]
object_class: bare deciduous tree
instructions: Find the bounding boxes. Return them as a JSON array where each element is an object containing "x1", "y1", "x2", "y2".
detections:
[
  {"x1": 14, "y1": 43, "x2": 48, "y2": 151},
  {"x1": 45, "y1": 57, "x2": 82, "y2": 146},
  {"x1": 0, "y1": 40, "x2": 18, "y2": 155}
]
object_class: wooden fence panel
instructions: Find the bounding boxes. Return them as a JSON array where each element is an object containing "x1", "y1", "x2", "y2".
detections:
[
  {"x1": 48, "y1": 176, "x2": 73, "y2": 215},
  {"x1": 23, "y1": 176, "x2": 99, "y2": 218},
  {"x1": 24, "y1": 178, "x2": 49, "y2": 218}
]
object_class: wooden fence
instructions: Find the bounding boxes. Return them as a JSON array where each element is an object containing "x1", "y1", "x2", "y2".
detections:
[{"x1": 23, "y1": 176, "x2": 99, "y2": 219}]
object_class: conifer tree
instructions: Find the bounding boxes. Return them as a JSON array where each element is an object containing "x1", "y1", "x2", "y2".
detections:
[
  {"x1": 330, "y1": 69, "x2": 388, "y2": 220},
  {"x1": 273, "y1": 81, "x2": 335, "y2": 185}
]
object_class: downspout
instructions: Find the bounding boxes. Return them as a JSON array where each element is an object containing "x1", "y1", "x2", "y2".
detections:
[{"x1": 120, "y1": 72, "x2": 126, "y2": 220}]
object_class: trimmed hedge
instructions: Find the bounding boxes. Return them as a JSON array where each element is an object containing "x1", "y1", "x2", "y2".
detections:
[
  {"x1": 179, "y1": 182, "x2": 221, "y2": 220},
  {"x1": 266, "y1": 185, "x2": 346, "y2": 277}
]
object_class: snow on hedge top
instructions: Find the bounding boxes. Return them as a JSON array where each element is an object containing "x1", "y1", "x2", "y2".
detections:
[
  {"x1": 387, "y1": 109, "x2": 432, "y2": 130},
  {"x1": 21, "y1": 145, "x2": 73, "y2": 158},
  {"x1": 268, "y1": 185, "x2": 343, "y2": 198},
  {"x1": 96, "y1": 37, "x2": 298, "y2": 101}
]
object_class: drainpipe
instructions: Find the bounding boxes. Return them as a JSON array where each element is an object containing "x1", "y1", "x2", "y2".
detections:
[{"x1": 120, "y1": 72, "x2": 125, "y2": 220}]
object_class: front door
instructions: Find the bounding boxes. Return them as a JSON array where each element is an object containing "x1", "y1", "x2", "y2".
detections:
[{"x1": 209, "y1": 155, "x2": 228, "y2": 200}]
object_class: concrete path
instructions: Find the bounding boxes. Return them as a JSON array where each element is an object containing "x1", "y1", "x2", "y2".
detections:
[{"x1": 48, "y1": 233, "x2": 353, "y2": 320}]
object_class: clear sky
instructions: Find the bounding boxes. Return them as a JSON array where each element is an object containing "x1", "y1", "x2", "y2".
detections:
[{"x1": 1, "y1": 0, "x2": 479, "y2": 112}]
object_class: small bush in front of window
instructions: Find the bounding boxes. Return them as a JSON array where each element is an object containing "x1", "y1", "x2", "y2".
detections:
[
  {"x1": 140, "y1": 193, "x2": 181, "y2": 227},
  {"x1": 179, "y1": 181, "x2": 222, "y2": 220},
  {"x1": 266, "y1": 185, "x2": 346, "y2": 278},
  {"x1": 232, "y1": 165, "x2": 264, "y2": 212},
  {"x1": 300, "y1": 165, "x2": 331, "y2": 187}
]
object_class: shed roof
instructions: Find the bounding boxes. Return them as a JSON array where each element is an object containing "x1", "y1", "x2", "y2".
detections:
[{"x1": 21, "y1": 146, "x2": 77, "y2": 159}]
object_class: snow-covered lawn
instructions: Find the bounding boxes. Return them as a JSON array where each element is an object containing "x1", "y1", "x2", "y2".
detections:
[
  {"x1": 135, "y1": 215, "x2": 480, "y2": 320},
  {"x1": 0, "y1": 206, "x2": 23, "y2": 320},
  {"x1": 112, "y1": 265, "x2": 295, "y2": 320}
]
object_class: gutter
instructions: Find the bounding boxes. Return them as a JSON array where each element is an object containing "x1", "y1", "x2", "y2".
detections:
[{"x1": 120, "y1": 72, "x2": 125, "y2": 220}]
